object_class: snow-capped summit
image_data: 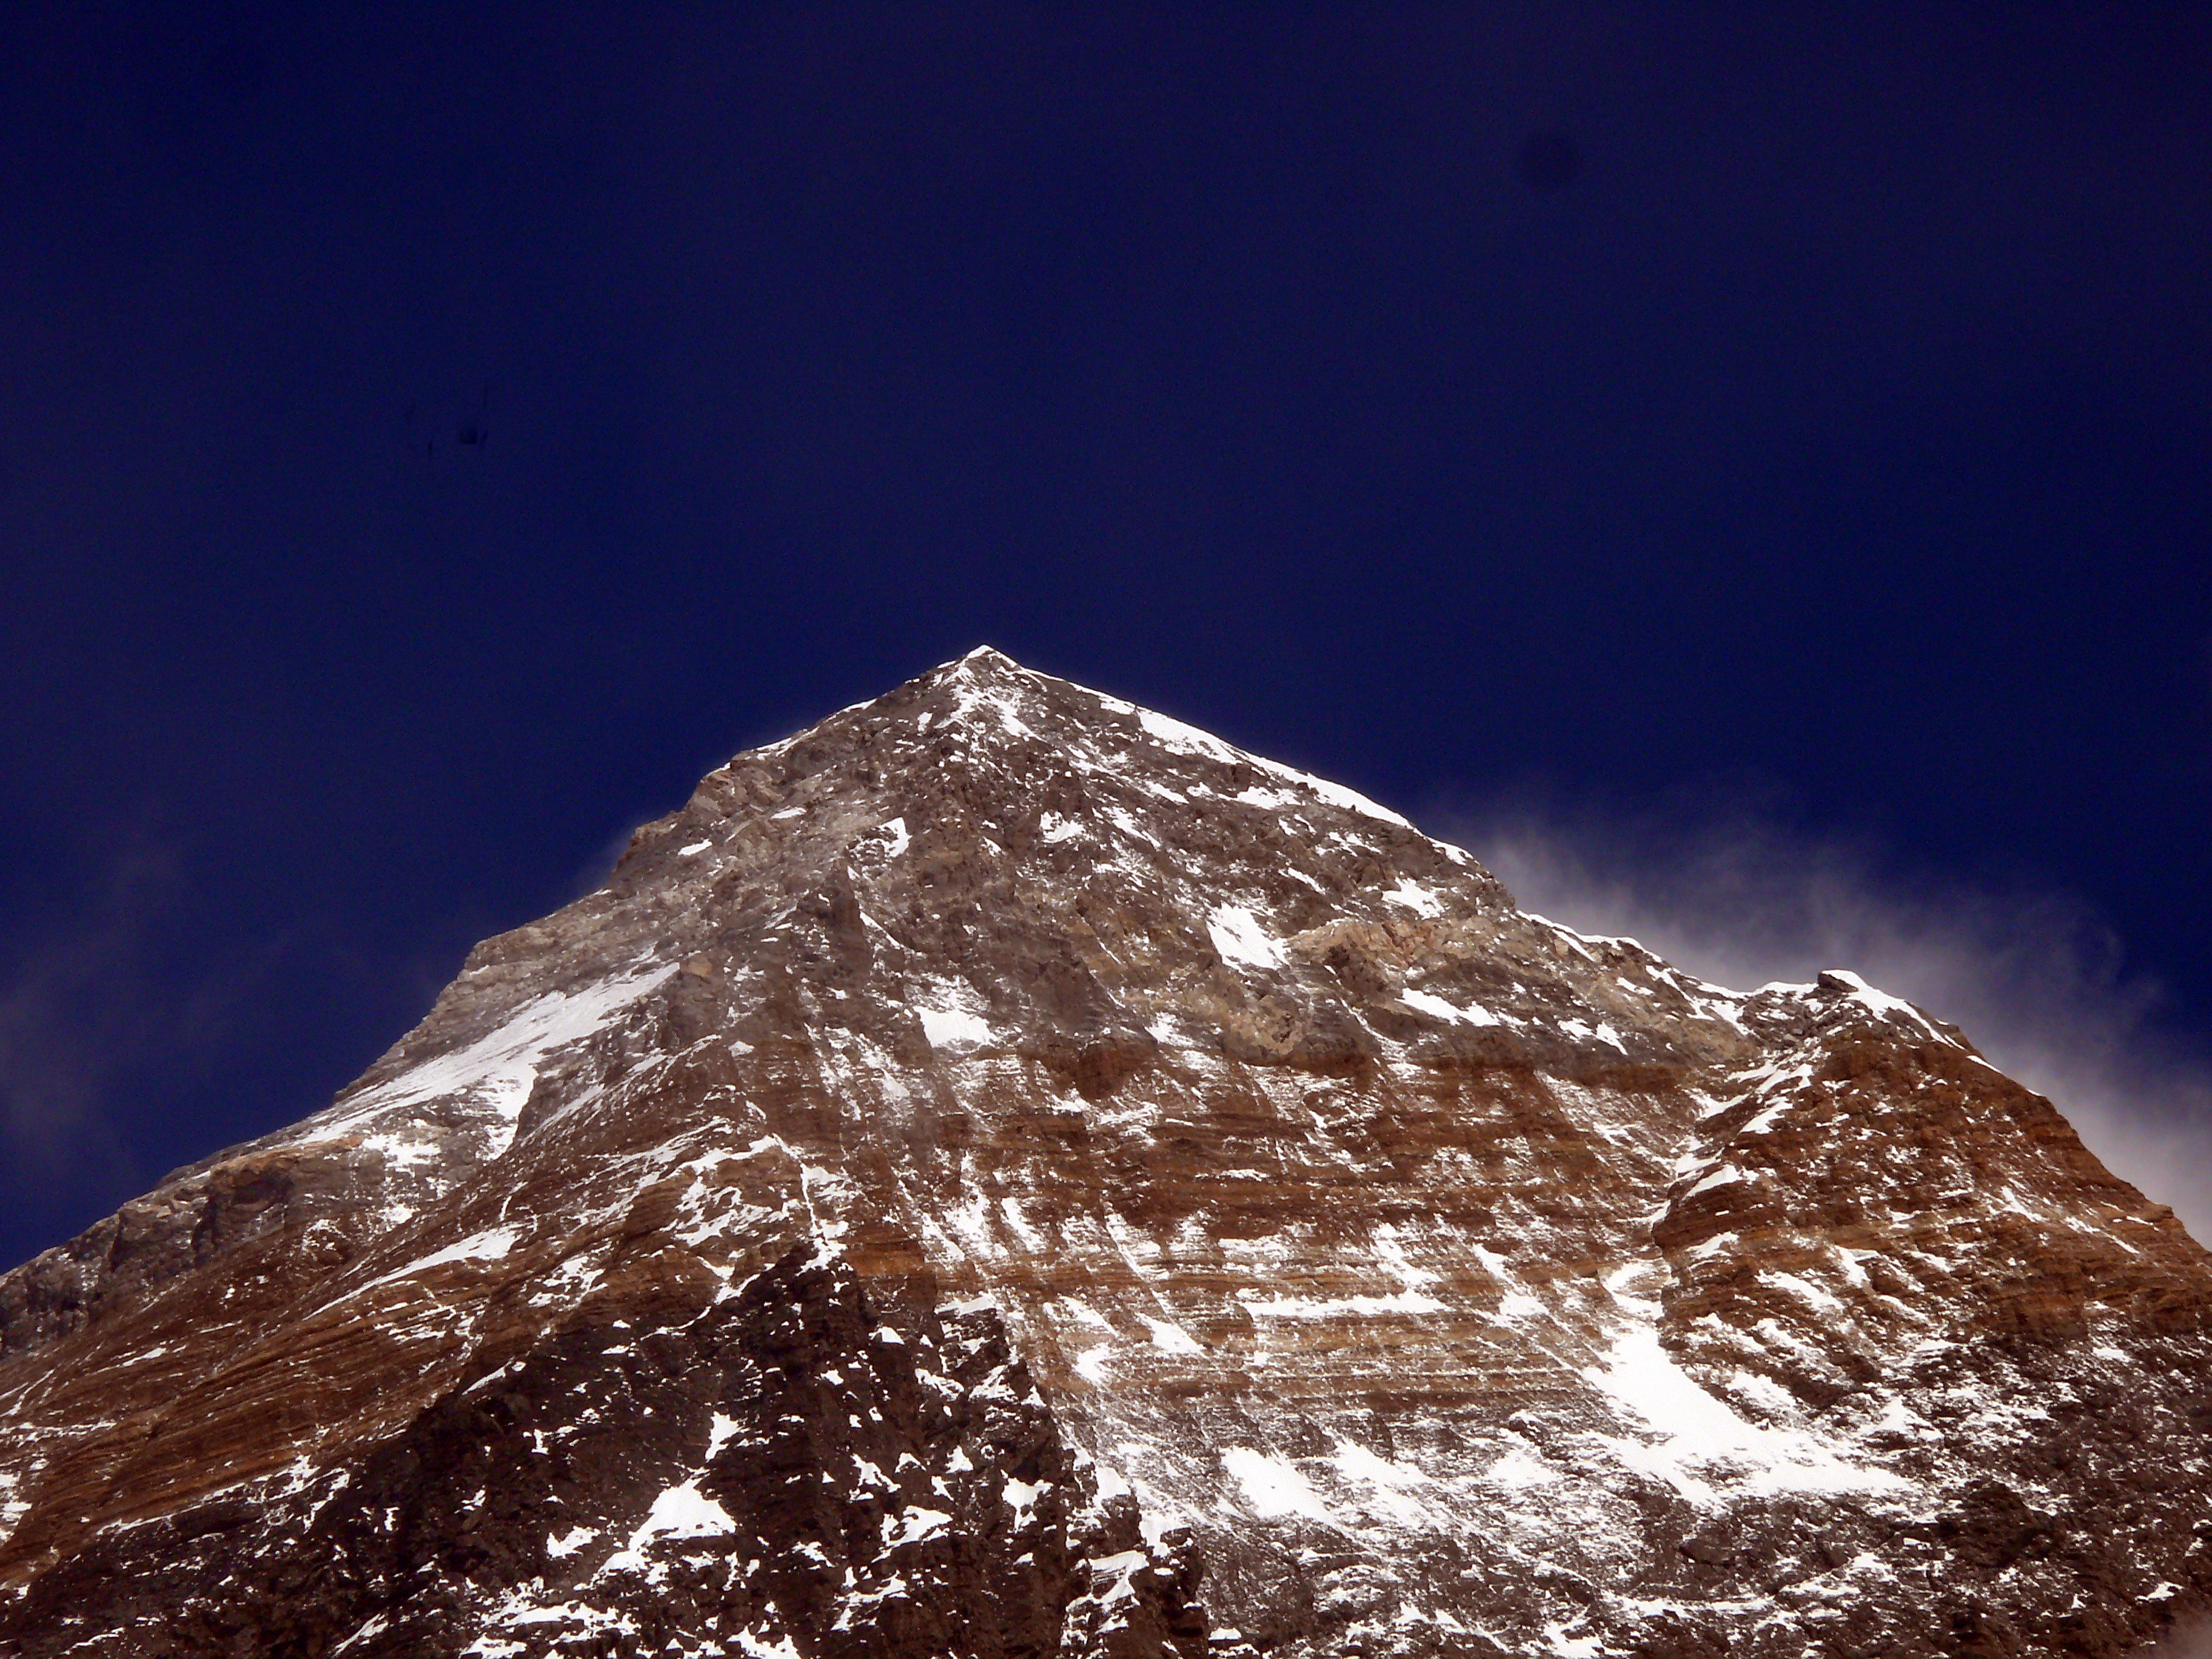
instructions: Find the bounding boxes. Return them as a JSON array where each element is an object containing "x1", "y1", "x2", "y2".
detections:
[{"x1": 2, "y1": 652, "x2": 2207, "y2": 1657}]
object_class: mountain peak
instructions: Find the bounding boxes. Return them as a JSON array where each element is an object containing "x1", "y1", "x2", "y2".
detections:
[
  {"x1": 947, "y1": 641, "x2": 1024, "y2": 672},
  {"x1": 2, "y1": 662, "x2": 2208, "y2": 1657}
]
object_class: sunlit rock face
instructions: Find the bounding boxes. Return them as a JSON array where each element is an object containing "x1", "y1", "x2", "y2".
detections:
[{"x1": 2, "y1": 648, "x2": 2208, "y2": 1658}]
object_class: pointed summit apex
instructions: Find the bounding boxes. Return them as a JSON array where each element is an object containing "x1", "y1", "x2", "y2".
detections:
[
  {"x1": 850, "y1": 646, "x2": 1432, "y2": 842},
  {"x1": 908, "y1": 643, "x2": 1045, "y2": 702},
  {"x1": 947, "y1": 643, "x2": 1024, "y2": 674}
]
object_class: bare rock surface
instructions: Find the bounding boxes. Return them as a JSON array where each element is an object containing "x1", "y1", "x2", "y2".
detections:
[{"x1": 2, "y1": 648, "x2": 2208, "y2": 1657}]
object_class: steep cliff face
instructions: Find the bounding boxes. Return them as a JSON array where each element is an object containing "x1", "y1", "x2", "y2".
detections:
[{"x1": 2, "y1": 648, "x2": 2208, "y2": 1658}]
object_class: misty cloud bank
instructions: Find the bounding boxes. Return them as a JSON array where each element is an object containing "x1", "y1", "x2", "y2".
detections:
[
  {"x1": 0, "y1": 834, "x2": 258, "y2": 1262},
  {"x1": 0, "y1": 843, "x2": 175, "y2": 1188},
  {"x1": 2147, "y1": 1618, "x2": 2212, "y2": 1659},
  {"x1": 1454, "y1": 806, "x2": 2212, "y2": 1247}
]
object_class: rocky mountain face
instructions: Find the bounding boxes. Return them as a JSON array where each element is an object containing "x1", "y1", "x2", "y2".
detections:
[{"x1": 2, "y1": 648, "x2": 2208, "y2": 1659}]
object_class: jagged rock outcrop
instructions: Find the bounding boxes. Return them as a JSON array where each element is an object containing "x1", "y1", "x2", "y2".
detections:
[{"x1": 2, "y1": 648, "x2": 2207, "y2": 1657}]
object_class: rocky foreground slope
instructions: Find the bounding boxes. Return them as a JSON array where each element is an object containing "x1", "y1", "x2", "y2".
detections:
[{"x1": 2, "y1": 649, "x2": 2208, "y2": 1658}]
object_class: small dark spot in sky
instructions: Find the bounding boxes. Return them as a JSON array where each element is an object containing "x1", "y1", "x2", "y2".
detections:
[
  {"x1": 1518, "y1": 129, "x2": 1583, "y2": 191},
  {"x1": 404, "y1": 386, "x2": 495, "y2": 461}
]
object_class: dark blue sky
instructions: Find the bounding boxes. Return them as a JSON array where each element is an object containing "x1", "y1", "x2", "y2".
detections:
[{"x1": 4, "y1": 4, "x2": 2209, "y2": 1270}]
